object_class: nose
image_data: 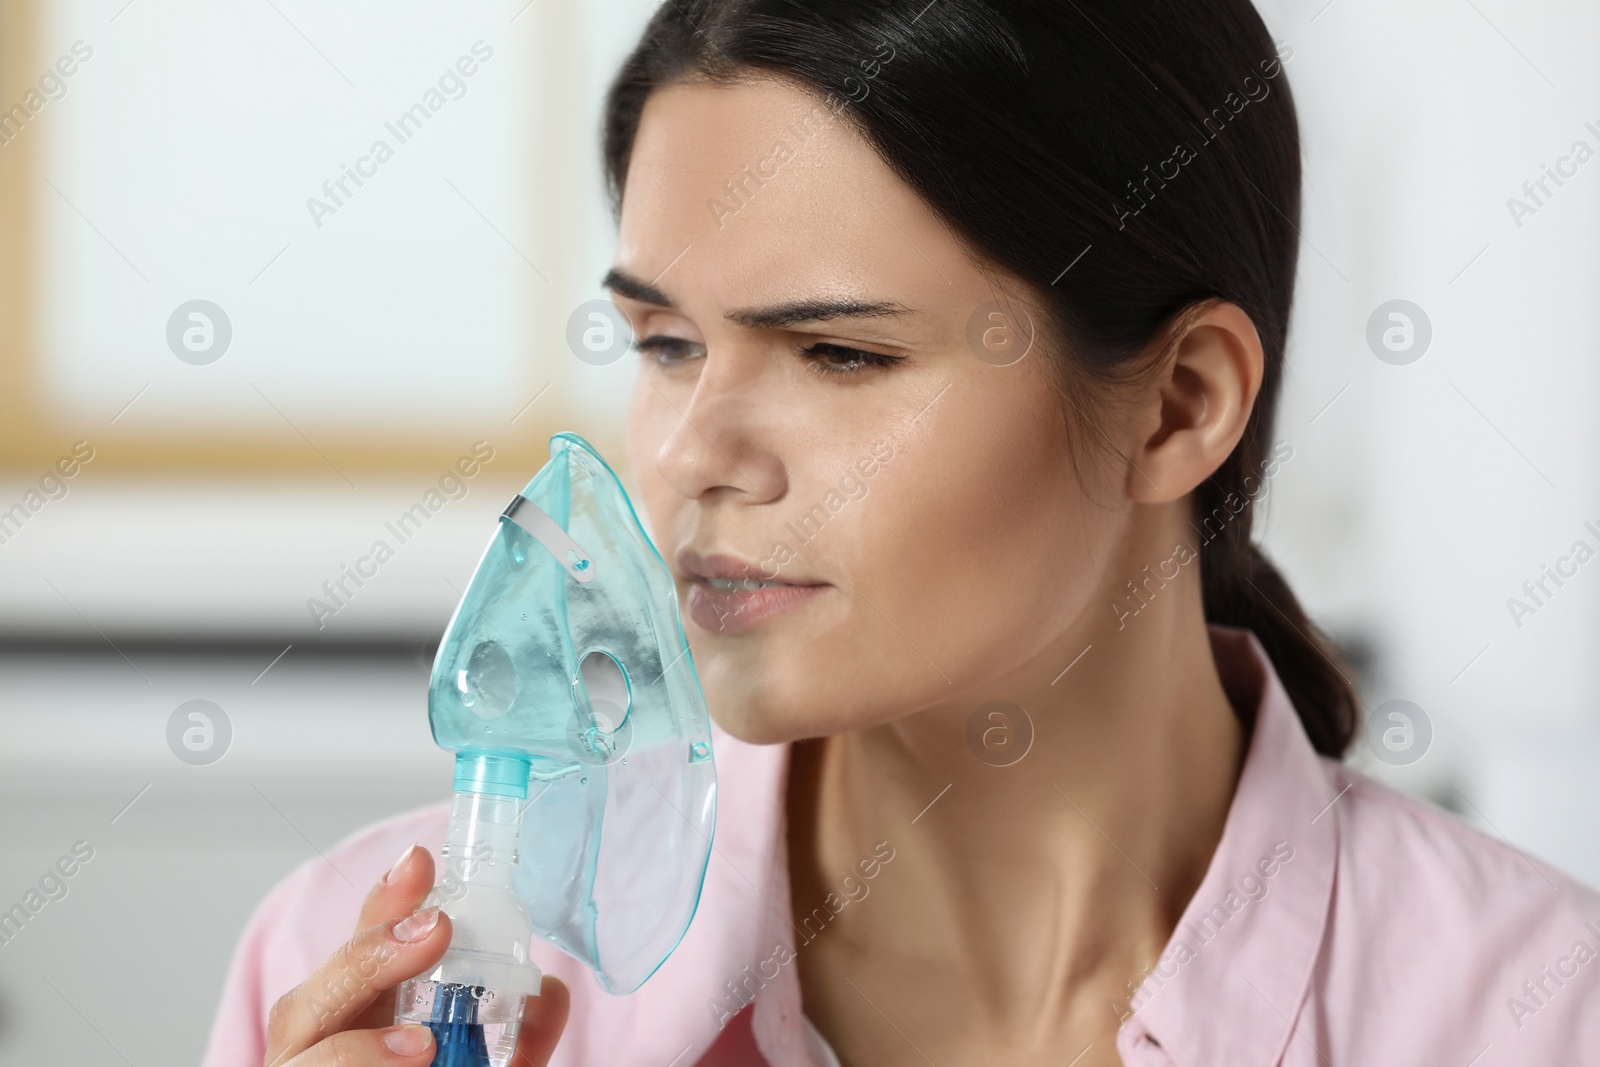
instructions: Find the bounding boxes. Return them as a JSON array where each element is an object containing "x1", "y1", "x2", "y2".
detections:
[{"x1": 650, "y1": 350, "x2": 786, "y2": 505}]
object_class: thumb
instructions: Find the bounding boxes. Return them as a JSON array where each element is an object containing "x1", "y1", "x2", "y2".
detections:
[{"x1": 512, "y1": 975, "x2": 570, "y2": 1066}]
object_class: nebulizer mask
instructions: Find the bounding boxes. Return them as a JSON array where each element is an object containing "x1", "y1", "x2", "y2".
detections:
[{"x1": 395, "y1": 433, "x2": 716, "y2": 1066}]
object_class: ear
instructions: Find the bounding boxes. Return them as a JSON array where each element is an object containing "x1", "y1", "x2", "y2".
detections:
[{"x1": 1126, "y1": 301, "x2": 1263, "y2": 504}]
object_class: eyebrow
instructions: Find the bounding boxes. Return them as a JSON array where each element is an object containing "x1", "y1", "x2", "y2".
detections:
[{"x1": 600, "y1": 267, "x2": 915, "y2": 329}]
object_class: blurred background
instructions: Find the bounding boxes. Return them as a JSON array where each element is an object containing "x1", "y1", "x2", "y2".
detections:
[{"x1": 0, "y1": 0, "x2": 1596, "y2": 1063}]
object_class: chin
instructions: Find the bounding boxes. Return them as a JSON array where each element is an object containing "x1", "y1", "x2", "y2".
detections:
[
  {"x1": 705, "y1": 691, "x2": 805, "y2": 746},
  {"x1": 701, "y1": 677, "x2": 844, "y2": 746}
]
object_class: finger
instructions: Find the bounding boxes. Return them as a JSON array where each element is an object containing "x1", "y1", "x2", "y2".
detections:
[
  {"x1": 355, "y1": 844, "x2": 436, "y2": 935},
  {"x1": 281, "y1": 1023, "x2": 435, "y2": 1067},
  {"x1": 511, "y1": 975, "x2": 571, "y2": 1067},
  {"x1": 264, "y1": 907, "x2": 451, "y2": 1067},
  {"x1": 343, "y1": 845, "x2": 439, "y2": 1032}
]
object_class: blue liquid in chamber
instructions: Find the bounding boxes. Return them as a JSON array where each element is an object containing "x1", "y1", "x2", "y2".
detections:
[{"x1": 427, "y1": 983, "x2": 492, "y2": 1067}]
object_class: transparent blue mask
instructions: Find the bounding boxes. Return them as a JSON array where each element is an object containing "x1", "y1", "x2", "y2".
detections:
[{"x1": 397, "y1": 433, "x2": 715, "y2": 1064}]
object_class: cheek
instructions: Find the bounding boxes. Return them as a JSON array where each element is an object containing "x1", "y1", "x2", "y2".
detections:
[
  {"x1": 626, "y1": 379, "x2": 675, "y2": 534},
  {"x1": 737, "y1": 365, "x2": 1107, "y2": 740},
  {"x1": 851, "y1": 371, "x2": 1100, "y2": 681},
  {"x1": 625, "y1": 381, "x2": 653, "y2": 490}
]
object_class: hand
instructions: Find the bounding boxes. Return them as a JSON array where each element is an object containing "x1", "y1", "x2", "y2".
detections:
[{"x1": 262, "y1": 844, "x2": 569, "y2": 1066}]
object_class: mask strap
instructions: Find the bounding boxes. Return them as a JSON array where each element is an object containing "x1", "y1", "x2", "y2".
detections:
[{"x1": 501, "y1": 494, "x2": 596, "y2": 583}]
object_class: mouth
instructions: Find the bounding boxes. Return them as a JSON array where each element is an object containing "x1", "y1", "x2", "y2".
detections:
[
  {"x1": 677, "y1": 550, "x2": 830, "y2": 635},
  {"x1": 701, "y1": 576, "x2": 786, "y2": 592}
]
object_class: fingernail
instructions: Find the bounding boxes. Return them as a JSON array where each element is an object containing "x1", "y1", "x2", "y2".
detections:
[
  {"x1": 382, "y1": 844, "x2": 418, "y2": 886},
  {"x1": 383, "y1": 1024, "x2": 432, "y2": 1056},
  {"x1": 393, "y1": 906, "x2": 439, "y2": 943}
]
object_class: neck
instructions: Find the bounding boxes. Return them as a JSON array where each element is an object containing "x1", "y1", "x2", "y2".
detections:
[{"x1": 787, "y1": 531, "x2": 1247, "y2": 1052}]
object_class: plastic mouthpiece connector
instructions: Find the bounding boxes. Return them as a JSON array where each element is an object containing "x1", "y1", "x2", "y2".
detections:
[{"x1": 395, "y1": 753, "x2": 541, "y2": 1067}]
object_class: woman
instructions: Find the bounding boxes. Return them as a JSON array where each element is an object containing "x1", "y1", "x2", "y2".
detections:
[{"x1": 204, "y1": 2, "x2": 1600, "y2": 1065}]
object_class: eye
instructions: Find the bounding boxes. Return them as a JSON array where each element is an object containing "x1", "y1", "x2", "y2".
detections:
[
  {"x1": 800, "y1": 342, "x2": 907, "y2": 377},
  {"x1": 630, "y1": 335, "x2": 704, "y2": 368}
]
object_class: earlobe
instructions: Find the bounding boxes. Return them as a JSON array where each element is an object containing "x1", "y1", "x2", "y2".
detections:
[{"x1": 1126, "y1": 301, "x2": 1264, "y2": 505}]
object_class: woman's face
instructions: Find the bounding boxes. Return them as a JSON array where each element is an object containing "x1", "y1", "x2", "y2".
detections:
[{"x1": 612, "y1": 76, "x2": 1127, "y2": 744}]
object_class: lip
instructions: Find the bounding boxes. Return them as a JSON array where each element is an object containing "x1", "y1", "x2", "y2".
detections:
[{"x1": 677, "y1": 549, "x2": 830, "y2": 635}]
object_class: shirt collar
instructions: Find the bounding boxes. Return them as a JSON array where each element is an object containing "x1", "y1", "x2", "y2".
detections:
[{"x1": 1117, "y1": 624, "x2": 1341, "y2": 1067}]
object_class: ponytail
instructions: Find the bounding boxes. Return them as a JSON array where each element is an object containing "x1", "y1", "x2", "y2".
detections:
[{"x1": 1197, "y1": 466, "x2": 1358, "y2": 755}]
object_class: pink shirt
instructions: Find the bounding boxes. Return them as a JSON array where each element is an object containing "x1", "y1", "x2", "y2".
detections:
[{"x1": 202, "y1": 626, "x2": 1600, "y2": 1065}]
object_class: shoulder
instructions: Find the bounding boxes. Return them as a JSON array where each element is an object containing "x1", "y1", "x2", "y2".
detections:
[
  {"x1": 1327, "y1": 760, "x2": 1597, "y2": 907},
  {"x1": 200, "y1": 801, "x2": 451, "y2": 1067},
  {"x1": 1315, "y1": 759, "x2": 1600, "y2": 1052}
]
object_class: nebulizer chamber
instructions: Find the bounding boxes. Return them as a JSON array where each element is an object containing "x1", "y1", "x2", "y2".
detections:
[
  {"x1": 394, "y1": 755, "x2": 541, "y2": 1063},
  {"x1": 396, "y1": 433, "x2": 716, "y2": 1066}
]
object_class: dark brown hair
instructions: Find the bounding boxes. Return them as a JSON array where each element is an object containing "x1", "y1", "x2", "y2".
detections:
[{"x1": 601, "y1": 0, "x2": 1357, "y2": 755}]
